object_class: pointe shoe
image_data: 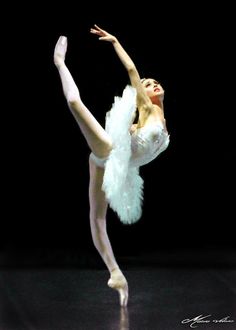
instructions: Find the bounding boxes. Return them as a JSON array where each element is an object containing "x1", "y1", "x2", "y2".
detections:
[
  {"x1": 54, "y1": 36, "x2": 68, "y2": 67},
  {"x1": 108, "y1": 275, "x2": 129, "y2": 307}
]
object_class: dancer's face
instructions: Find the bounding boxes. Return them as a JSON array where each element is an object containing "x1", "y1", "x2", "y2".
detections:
[{"x1": 141, "y1": 78, "x2": 164, "y2": 99}]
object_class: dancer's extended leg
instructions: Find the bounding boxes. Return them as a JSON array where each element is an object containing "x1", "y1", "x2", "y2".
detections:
[
  {"x1": 54, "y1": 36, "x2": 112, "y2": 158},
  {"x1": 89, "y1": 156, "x2": 128, "y2": 307}
]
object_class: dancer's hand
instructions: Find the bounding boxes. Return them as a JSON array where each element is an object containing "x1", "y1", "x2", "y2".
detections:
[
  {"x1": 90, "y1": 24, "x2": 117, "y2": 43},
  {"x1": 54, "y1": 36, "x2": 68, "y2": 67}
]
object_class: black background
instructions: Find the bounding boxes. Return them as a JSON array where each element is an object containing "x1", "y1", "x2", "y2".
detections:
[{"x1": 1, "y1": 4, "x2": 235, "y2": 265}]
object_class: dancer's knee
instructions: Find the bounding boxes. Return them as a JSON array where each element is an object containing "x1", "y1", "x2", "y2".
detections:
[
  {"x1": 90, "y1": 215, "x2": 106, "y2": 228},
  {"x1": 67, "y1": 97, "x2": 81, "y2": 109}
]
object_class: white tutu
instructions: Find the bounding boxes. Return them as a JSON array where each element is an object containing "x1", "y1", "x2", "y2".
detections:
[{"x1": 102, "y1": 85, "x2": 144, "y2": 225}]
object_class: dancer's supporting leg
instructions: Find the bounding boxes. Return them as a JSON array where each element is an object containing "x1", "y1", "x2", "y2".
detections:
[
  {"x1": 89, "y1": 156, "x2": 128, "y2": 307},
  {"x1": 54, "y1": 36, "x2": 112, "y2": 158}
]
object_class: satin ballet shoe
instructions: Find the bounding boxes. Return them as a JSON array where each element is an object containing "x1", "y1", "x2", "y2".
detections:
[
  {"x1": 108, "y1": 276, "x2": 129, "y2": 307},
  {"x1": 54, "y1": 36, "x2": 68, "y2": 67}
]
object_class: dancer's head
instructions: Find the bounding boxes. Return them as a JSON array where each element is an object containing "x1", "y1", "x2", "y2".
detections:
[{"x1": 141, "y1": 78, "x2": 164, "y2": 103}]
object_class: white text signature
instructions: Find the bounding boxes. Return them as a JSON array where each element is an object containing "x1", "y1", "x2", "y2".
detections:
[{"x1": 181, "y1": 314, "x2": 234, "y2": 328}]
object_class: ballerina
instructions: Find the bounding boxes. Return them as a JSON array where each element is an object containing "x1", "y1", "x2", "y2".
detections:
[{"x1": 54, "y1": 24, "x2": 170, "y2": 307}]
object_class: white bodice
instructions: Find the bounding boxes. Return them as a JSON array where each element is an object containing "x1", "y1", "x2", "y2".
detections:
[{"x1": 130, "y1": 122, "x2": 170, "y2": 167}]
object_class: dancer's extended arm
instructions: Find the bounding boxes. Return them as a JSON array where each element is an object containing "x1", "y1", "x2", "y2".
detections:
[{"x1": 90, "y1": 25, "x2": 152, "y2": 109}]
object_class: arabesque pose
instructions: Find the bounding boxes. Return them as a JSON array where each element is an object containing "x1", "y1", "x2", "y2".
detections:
[{"x1": 54, "y1": 24, "x2": 170, "y2": 307}]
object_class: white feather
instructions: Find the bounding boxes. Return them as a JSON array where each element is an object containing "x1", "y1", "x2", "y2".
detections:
[{"x1": 102, "y1": 85, "x2": 144, "y2": 224}]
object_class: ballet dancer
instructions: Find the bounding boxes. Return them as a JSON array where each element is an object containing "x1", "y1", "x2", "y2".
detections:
[{"x1": 53, "y1": 24, "x2": 170, "y2": 307}]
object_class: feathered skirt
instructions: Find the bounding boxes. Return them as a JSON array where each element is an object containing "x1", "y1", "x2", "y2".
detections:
[{"x1": 90, "y1": 85, "x2": 144, "y2": 225}]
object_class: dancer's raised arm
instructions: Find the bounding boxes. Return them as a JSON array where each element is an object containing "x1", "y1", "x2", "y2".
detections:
[{"x1": 90, "y1": 24, "x2": 152, "y2": 109}]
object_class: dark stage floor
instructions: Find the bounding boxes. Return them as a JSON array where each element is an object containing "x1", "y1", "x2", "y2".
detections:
[{"x1": 0, "y1": 248, "x2": 236, "y2": 330}]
